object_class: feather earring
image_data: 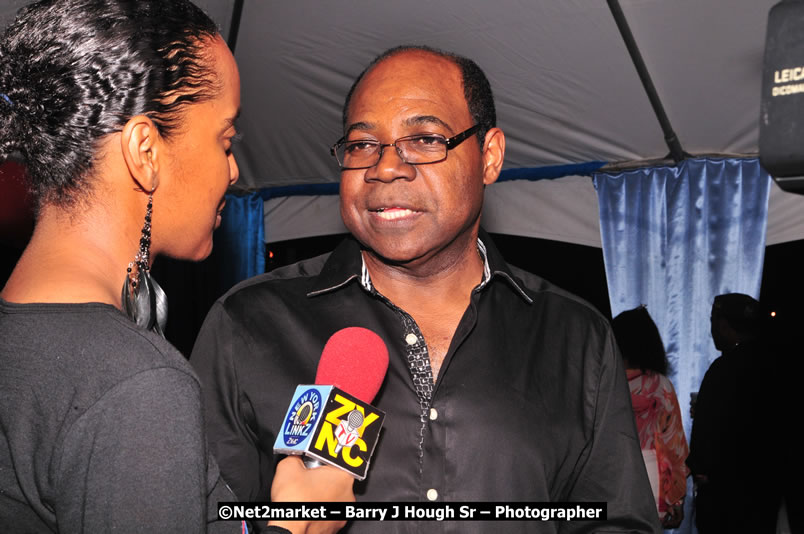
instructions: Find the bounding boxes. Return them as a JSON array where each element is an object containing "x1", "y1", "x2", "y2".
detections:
[{"x1": 121, "y1": 190, "x2": 168, "y2": 336}]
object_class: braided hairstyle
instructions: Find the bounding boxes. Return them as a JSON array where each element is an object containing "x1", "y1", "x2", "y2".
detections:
[{"x1": 0, "y1": 0, "x2": 219, "y2": 209}]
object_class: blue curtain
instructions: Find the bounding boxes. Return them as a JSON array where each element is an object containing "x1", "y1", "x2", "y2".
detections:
[
  {"x1": 216, "y1": 191, "x2": 265, "y2": 291},
  {"x1": 593, "y1": 157, "x2": 771, "y2": 533}
]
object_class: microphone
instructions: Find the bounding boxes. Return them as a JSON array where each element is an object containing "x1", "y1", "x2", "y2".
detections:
[{"x1": 273, "y1": 327, "x2": 389, "y2": 480}]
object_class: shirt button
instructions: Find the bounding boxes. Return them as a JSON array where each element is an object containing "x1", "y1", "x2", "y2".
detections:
[
  {"x1": 405, "y1": 333, "x2": 418, "y2": 345},
  {"x1": 427, "y1": 488, "x2": 438, "y2": 501},
  {"x1": 429, "y1": 408, "x2": 438, "y2": 421}
]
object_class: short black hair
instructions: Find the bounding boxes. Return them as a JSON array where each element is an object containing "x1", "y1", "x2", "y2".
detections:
[
  {"x1": 612, "y1": 306, "x2": 670, "y2": 376},
  {"x1": 341, "y1": 45, "x2": 496, "y2": 148},
  {"x1": 712, "y1": 293, "x2": 765, "y2": 336},
  {"x1": 0, "y1": 0, "x2": 220, "y2": 208}
]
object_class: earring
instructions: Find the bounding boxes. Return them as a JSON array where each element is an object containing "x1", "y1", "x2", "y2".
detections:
[{"x1": 121, "y1": 190, "x2": 168, "y2": 336}]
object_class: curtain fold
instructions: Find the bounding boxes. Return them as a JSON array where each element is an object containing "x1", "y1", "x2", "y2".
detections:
[
  {"x1": 217, "y1": 191, "x2": 265, "y2": 290},
  {"x1": 593, "y1": 157, "x2": 771, "y2": 533}
]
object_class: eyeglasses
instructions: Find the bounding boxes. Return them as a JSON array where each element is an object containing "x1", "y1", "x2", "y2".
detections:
[{"x1": 330, "y1": 124, "x2": 481, "y2": 170}]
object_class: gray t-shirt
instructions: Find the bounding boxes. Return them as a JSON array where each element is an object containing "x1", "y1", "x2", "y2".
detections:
[{"x1": 0, "y1": 299, "x2": 240, "y2": 533}]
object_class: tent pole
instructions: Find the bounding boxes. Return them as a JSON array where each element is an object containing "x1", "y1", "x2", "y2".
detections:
[
  {"x1": 607, "y1": 0, "x2": 689, "y2": 163},
  {"x1": 227, "y1": 0, "x2": 245, "y2": 53}
]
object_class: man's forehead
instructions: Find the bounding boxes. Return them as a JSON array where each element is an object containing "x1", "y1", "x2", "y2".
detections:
[
  {"x1": 347, "y1": 52, "x2": 468, "y2": 129},
  {"x1": 346, "y1": 115, "x2": 454, "y2": 136},
  {"x1": 373, "y1": 48, "x2": 456, "y2": 72}
]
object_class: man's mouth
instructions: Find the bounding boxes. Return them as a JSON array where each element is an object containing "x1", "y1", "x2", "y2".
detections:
[{"x1": 371, "y1": 207, "x2": 418, "y2": 220}]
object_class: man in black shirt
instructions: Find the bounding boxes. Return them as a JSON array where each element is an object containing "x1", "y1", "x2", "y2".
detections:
[
  {"x1": 686, "y1": 293, "x2": 780, "y2": 533},
  {"x1": 191, "y1": 46, "x2": 660, "y2": 533}
]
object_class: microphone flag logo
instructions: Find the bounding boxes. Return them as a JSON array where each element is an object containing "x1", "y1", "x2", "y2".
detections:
[
  {"x1": 274, "y1": 385, "x2": 385, "y2": 480},
  {"x1": 281, "y1": 387, "x2": 323, "y2": 447},
  {"x1": 334, "y1": 409, "x2": 364, "y2": 453}
]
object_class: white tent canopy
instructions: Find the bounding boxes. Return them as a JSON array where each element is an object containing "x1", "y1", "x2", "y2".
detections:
[{"x1": 4, "y1": 0, "x2": 804, "y2": 245}]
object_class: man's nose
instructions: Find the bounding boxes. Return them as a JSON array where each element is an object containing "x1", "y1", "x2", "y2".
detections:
[{"x1": 365, "y1": 143, "x2": 415, "y2": 183}]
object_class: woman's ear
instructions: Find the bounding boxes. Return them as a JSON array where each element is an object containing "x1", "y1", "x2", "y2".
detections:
[{"x1": 121, "y1": 115, "x2": 161, "y2": 192}]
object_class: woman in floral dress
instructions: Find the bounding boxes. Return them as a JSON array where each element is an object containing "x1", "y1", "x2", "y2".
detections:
[{"x1": 612, "y1": 306, "x2": 690, "y2": 529}]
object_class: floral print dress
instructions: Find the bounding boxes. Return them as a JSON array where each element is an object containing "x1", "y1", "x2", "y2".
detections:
[{"x1": 626, "y1": 369, "x2": 690, "y2": 514}]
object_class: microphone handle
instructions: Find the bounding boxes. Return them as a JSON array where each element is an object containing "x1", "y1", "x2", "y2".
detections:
[{"x1": 302, "y1": 455, "x2": 324, "y2": 469}]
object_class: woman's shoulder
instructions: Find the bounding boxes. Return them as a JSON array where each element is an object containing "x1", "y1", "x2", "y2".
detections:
[
  {"x1": 653, "y1": 372, "x2": 677, "y2": 392},
  {"x1": 1, "y1": 300, "x2": 196, "y2": 392}
]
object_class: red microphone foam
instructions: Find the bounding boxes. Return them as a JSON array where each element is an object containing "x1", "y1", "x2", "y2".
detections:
[{"x1": 314, "y1": 327, "x2": 389, "y2": 404}]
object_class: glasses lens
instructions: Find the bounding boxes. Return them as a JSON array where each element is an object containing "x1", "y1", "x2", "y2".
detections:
[
  {"x1": 338, "y1": 140, "x2": 379, "y2": 169},
  {"x1": 334, "y1": 134, "x2": 450, "y2": 169},
  {"x1": 397, "y1": 135, "x2": 447, "y2": 164}
]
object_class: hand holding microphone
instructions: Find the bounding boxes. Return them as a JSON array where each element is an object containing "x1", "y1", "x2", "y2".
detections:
[
  {"x1": 267, "y1": 327, "x2": 388, "y2": 533},
  {"x1": 268, "y1": 455, "x2": 354, "y2": 534},
  {"x1": 274, "y1": 327, "x2": 389, "y2": 480}
]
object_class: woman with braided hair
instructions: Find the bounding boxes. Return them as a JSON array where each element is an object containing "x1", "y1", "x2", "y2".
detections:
[{"x1": 0, "y1": 1, "x2": 352, "y2": 532}]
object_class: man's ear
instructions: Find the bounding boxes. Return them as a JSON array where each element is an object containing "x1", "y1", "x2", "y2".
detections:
[
  {"x1": 121, "y1": 115, "x2": 161, "y2": 192},
  {"x1": 481, "y1": 127, "x2": 505, "y2": 186}
]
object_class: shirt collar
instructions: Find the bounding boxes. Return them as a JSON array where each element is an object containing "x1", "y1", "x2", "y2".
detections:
[
  {"x1": 307, "y1": 229, "x2": 533, "y2": 304},
  {"x1": 476, "y1": 228, "x2": 533, "y2": 304},
  {"x1": 306, "y1": 236, "x2": 364, "y2": 297},
  {"x1": 360, "y1": 236, "x2": 493, "y2": 294}
]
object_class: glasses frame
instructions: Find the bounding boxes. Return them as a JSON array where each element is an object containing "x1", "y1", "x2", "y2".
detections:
[{"x1": 330, "y1": 123, "x2": 482, "y2": 170}]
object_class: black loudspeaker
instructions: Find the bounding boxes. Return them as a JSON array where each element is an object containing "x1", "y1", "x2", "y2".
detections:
[{"x1": 760, "y1": 0, "x2": 804, "y2": 195}]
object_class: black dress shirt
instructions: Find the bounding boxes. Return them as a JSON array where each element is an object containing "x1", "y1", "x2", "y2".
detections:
[
  {"x1": 686, "y1": 341, "x2": 780, "y2": 533},
  {"x1": 191, "y1": 231, "x2": 660, "y2": 533}
]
